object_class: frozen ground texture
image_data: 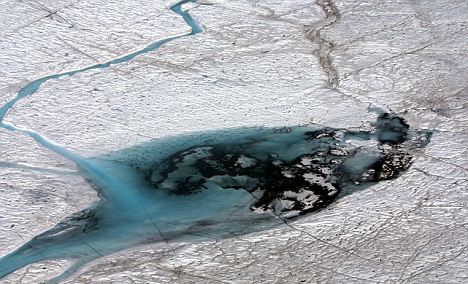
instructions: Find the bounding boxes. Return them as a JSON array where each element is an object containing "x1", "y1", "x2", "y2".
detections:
[{"x1": 0, "y1": 0, "x2": 467, "y2": 283}]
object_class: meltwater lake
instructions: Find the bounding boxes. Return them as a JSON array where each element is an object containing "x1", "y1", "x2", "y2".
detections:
[{"x1": 0, "y1": 111, "x2": 431, "y2": 283}]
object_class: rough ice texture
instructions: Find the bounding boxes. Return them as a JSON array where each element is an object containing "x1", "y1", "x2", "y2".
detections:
[{"x1": 0, "y1": 0, "x2": 467, "y2": 283}]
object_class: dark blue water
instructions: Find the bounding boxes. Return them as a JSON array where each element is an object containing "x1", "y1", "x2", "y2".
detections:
[{"x1": 0, "y1": 1, "x2": 432, "y2": 283}]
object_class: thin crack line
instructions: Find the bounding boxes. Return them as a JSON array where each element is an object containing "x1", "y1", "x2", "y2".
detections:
[
  {"x1": 236, "y1": 179, "x2": 382, "y2": 266},
  {"x1": 339, "y1": 28, "x2": 464, "y2": 81},
  {"x1": 56, "y1": 37, "x2": 99, "y2": 63}
]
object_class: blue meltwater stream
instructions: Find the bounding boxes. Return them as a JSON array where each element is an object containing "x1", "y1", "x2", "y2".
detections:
[
  {"x1": 0, "y1": 1, "x2": 431, "y2": 283},
  {"x1": 0, "y1": 1, "x2": 205, "y2": 282}
]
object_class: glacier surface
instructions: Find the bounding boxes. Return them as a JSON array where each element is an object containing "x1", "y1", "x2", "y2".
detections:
[{"x1": 0, "y1": 0, "x2": 466, "y2": 283}]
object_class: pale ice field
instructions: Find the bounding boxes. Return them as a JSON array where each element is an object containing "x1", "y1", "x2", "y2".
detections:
[{"x1": 0, "y1": 0, "x2": 467, "y2": 283}]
